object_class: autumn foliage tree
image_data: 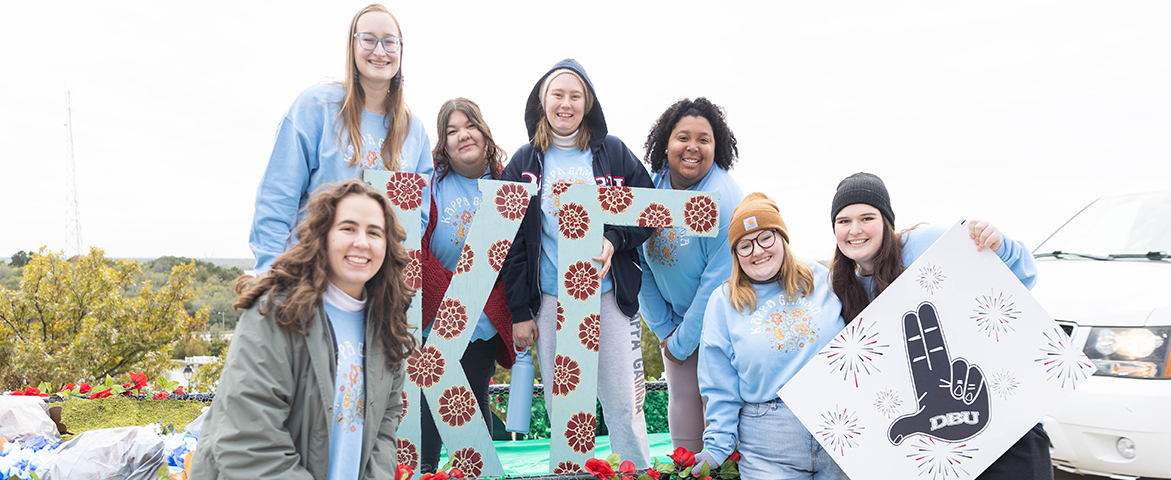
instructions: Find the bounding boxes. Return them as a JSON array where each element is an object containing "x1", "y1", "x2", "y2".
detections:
[{"x1": 0, "y1": 247, "x2": 207, "y2": 390}]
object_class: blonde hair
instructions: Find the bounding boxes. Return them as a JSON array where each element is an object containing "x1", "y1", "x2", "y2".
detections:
[
  {"x1": 531, "y1": 70, "x2": 593, "y2": 152},
  {"x1": 727, "y1": 235, "x2": 816, "y2": 313},
  {"x1": 338, "y1": 3, "x2": 411, "y2": 170}
]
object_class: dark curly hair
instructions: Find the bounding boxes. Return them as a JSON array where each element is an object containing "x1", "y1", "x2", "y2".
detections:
[
  {"x1": 643, "y1": 97, "x2": 738, "y2": 174},
  {"x1": 235, "y1": 179, "x2": 417, "y2": 369}
]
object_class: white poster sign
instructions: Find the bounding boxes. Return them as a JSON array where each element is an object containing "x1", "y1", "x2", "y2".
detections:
[{"x1": 779, "y1": 220, "x2": 1095, "y2": 480}]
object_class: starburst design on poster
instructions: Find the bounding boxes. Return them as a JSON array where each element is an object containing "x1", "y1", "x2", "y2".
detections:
[
  {"x1": 917, "y1": 264, "x2": 946, "y2": 295},
  {"x1": 907, "y1": 437, "x2": 978, "y2": 480},
  {"x1": 873, "y1": 388, "x2": 902, "y2": 418},
  {"x1": 822, "y1": 317, "x2": 889, "y2": 387},
  {"x1": 989, "y1": 369, "x2": 1020, "y2": 401},
  {"x1": 970, "y1": 289, "x2": 1019, "y2": 341},
  {"x1": 1035, "y1": 327, "x2": 1096, "y2": 389},
  {"x1": 816, "y1": 405, "x2": 863, "y2": 456}
]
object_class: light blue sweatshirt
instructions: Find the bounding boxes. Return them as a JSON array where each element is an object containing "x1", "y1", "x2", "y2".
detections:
[
  {"x1": 429, "y1": 169, "x2": 497, "y2": 342},
  {"x1": 323, "y1": 283, "x2": 366, "y2": 480},
  {"x1": 249, "y1": 83, "x2": 433, "y2": 274},
  {"x1": 638, "y1": 166, "x2": 744, "y2": 360},
  {"x1": 698, "y1": 262, "x2": 845, "y2": 464},
  {"x1": 538, "y1": 146, "x2": 612, "y2": 295},
  {"x1": 859, "y1": 224, "x2": 1038, "y2": 297}
]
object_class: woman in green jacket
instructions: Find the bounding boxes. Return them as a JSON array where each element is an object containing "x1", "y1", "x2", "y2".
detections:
[{"x1": 189, "y1": 179, "x2": 417, "y2": 480}]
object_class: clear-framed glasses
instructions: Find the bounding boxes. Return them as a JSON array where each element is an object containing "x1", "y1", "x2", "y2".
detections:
[
  {"x1": 735, "y1": 230, "x2": 778, "y2": 257},
  {"x1": 353, "y1": 32, "x2": 402, "y2": 53}
]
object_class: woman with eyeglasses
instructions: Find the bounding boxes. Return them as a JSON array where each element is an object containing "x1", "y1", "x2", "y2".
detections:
[
  {"x1": 829, "y1": 172, "x2": 1046, "y2": 480},
  {"x1": 637, "y1": 97, "x2": 744, "y2": 452},
  {"x1": 249, "y1": 3, "x2": 432, "y2": 275},
  {"x1": 692, "y1": 193, "x2": 847, "y2": 480}
]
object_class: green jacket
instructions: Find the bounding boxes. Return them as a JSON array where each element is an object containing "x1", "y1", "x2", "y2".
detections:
[{"x1": 189, "y1": 296, "x2": 405, "y2": 479}]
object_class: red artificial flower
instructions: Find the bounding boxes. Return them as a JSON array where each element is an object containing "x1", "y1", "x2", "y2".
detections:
[
  {"x1": 79, "y1": 383, "x2": 92, "y2": 394},
  {"x1": 448, "y1": 468, "x2": 465, "y2": 478},
  {"x1": 91, "y1": 388, "x2": 112, "y2": 399},
  {"x1": 129, "y1": 371, "x2": 148, "y2": 389},
  {"x1": 584, "y1": 458, "x2": 616, "y2": 479},
  {"x1": 618, "y1": 460, "x2": 636, "y2": 478},
  {"x1": 175, "y1": 386, "x2": 185, "y2": 395},
  {"x1": 395, "y1": 464, "x2": 414, "y2": 480},
  {"x1": 669, "y1": 447, "x2": 697, "y2": 470},
  {"x1": 152, "y1": 391, "x2": 170, "y2": 400},
  {"x1": 727, "y1": 450, "x2": 741, "y2": 463},
  {"x1": 419, "y1": 472, "x2": 449, "y2": 480},
  {"x1": 10, "y1": 388, "x2": 23, "y2": 396},
  {"x1": 21, "y1": 387, "x2": 44, "y2": 397},
  {"x1": 644, "y1": 469, "x2": 661, "y2": 479},
  {"x1": 61, "y1": 383, "x2": 75, "y2": 392}
]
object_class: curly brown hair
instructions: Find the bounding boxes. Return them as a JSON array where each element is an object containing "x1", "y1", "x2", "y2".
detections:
[
  {"x1": 235, "y1": 179, "x2": 417, "y2": 368},
  {"x1": 643, "y1": 97, "x2": 739, "y2": 174},
  {"x1": 432, "y1": 97, "x2": 504, "y2": 183}
]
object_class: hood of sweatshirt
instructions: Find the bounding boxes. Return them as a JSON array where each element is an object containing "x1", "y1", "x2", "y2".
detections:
[{"x1": 523, "y1": 58, "x2": 609, "y2": 148}]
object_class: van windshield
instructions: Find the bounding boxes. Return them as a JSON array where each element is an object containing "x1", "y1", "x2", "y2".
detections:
[{"x1": 1035, "y1": 191, "x2": 1171, "y2": 256}]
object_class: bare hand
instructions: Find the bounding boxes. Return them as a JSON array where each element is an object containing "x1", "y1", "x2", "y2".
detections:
[
  {"x1": 593, "y1": 238, "x2": 616, "y2": 279},
  {"x1": 660, "y1": 329, "x2": 684, "y2": 365},
  {"x1": 513, "y1": 320, "x2": 539, "y2": 349},
  {"x1": 968, "y1": 219, "x2": 1003, "y2": 252}
]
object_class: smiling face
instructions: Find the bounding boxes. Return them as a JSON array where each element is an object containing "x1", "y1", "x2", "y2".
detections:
[
  {"x1": 327, "y1": 194, "x2": 388, "y2": 299},
  {"x1": 444, "y1": 110, "x2": 487, "y2": 178},
  {"x1": 543, "y1": 73, "x2": 587, "y2": 136},
  {"x1": 834, "y1": 203, "x2": 886, "y2": 274},
  {"x1": 666, "y1": 115, "x2": 715, "y2": 190},
  {"x1": 352, "y1": 11, "x2": 401, "y2": 89},
  {"x1": 736, "y1": 229, "x2": 785, "y2": 282}
]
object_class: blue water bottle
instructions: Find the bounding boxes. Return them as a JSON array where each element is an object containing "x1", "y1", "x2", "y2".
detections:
[{"x1": 505, "y1": 347, "x2": 534, "y2": 433}]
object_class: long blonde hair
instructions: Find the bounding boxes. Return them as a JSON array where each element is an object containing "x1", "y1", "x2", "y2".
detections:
[
  {"x1": 338, "y1": 3, "x2": 411, "y2": 170},
  {"x1": 727, "y1": 235, "x2": 816, "y2": 313}
]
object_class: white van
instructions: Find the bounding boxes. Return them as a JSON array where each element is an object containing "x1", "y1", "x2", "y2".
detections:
[{"x1": 1030, "y1": 191, "x2": 1171, "y2": 479}]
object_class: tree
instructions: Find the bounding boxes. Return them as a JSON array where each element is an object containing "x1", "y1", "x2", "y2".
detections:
[
  {"x1": 9, "y1": 250, "x2": 30, "y2": 268},
  {"x1": 0, "y1": 247, "x2": 207, "y2": 390}
]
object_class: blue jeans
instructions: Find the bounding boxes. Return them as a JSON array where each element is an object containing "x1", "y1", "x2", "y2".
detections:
[{"x1": 737, "y1": 399, "x2": 847, "y2": 480}]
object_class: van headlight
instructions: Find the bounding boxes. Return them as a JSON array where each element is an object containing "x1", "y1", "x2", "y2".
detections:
[{"x1": 1083, "y1": 327, "x2": 1171, "y2": 378}]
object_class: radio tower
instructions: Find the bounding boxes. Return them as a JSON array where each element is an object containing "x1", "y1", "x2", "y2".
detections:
[{"x1": 65, "y1": 90, "x2": 83, "y2": 257}]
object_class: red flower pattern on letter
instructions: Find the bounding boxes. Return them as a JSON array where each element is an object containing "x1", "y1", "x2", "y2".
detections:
[
  {"x1": 406, "y1": 345, "x2": 445, "y2": 388},
  {"x1": 432, "y1": 297, "x2": 469, "y2": 340},
  {"x1": 400, "y1": 391, "x2": 409, "y2": 421},
  {"x1": 597, "y1": 186, "x2": 634, "y2": 214},
  {"x1": 556, "y1": 301, "x2": 566, "y2": 331},
  {"x1": 578, "y1": 313, "x2": 600, "y2": 352},
  {"x1": 488, "y1": 239, "x2": 511, "y2": 273},
  {"x1": 397, "y1": 438, "x2": 419, "y2": 471},
  {"x1": 552, "y1": 354, "x2": 582, "y2": 397},
  {"x1": 404, "y1": 249, "x2": 422, "y2": 290},
  {"x1": 385, "y1": 172, "x2": 427, "y2": 211},
  {"x1": 637, "y1": 202, "x2": 674, "y2": 228},
  {"x1": 683, "y1": 195, "x2": 718, "y2": 234},
  {"x1": 551, "y1": 180, "x2": 572, "y2": 198},
  {"x1": 495, "y1": 183, "x2": 529, "y2": 221},
  {"x1": 558, "y1": 202, "x2": 590, "y2": 240},
  {"x1": 438, "y1": 386, "x2": 478, "y2": 427},
  {"x1": 449, "y1": 447, "x2": 484, "y2": 477},
  {"x1": 553, "y1": 461, "x2": 583, "y2": 474},
  {"x1": 564, "y1": 411, "x2": 597, "y2": 454},
  {"x1": 455, "y1": 244, "x2": 474, "y2": 275},
  {"x1": 563, "y1": 261, "x2": 600, "y2": 300}
]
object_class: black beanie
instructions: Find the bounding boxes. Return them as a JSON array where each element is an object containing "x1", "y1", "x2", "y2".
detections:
[{"x1": 831, "y1": 172, "x2": 894, "y2": 226}]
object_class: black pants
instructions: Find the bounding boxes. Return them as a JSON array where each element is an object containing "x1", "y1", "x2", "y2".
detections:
[
  {"x1": 420, "y1": 335, "x2": 499, "y2": 471},
  {"x1": 977, "y1": 423, "x2": 1053, "y2": 480}
]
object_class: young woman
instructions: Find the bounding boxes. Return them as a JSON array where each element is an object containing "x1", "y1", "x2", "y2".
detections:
[
  {"x1": 829, "y1": 172, "x2": 1046, "y2": 480},
  {"x1": 416, "y1": 98, "x2": 514, "y2": 473},
  {"x1": 501, "y1": 59, "x2": 656, "y2": 468},
  {"x1": 695, "y1": 193, "x2": 847, "y2": 479},
  {"x1": 249, "y1": 3, "x2": 432, "y2": 274},
  {"x1": 638, "y1": 97, "x2": 744, "y2": 451},
  {"x1": 190, "y1": 180, "x2": 415, "y2": 480}
]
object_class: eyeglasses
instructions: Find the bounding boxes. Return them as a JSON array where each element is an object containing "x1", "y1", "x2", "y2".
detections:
[
  {"x1": 353, "y1": 32, "x2": 402, "y2": 53},
  {"x1": 735, "y1": 230, "x2": 778, "y2": 257}
]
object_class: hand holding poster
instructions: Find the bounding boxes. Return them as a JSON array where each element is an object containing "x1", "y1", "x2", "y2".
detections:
[{"x1": 779, "y1": 220, "x2": 1095, "y2": 480}]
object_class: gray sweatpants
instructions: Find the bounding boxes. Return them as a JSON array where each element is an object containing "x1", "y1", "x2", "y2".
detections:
[{"x1": 534, "y1": 292, "x2": 652, "y2": 468}]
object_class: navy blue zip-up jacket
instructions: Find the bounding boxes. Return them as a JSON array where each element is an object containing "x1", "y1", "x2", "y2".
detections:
[{"x1": 501, "y1": 59, "x2": 655, "y2": 323}]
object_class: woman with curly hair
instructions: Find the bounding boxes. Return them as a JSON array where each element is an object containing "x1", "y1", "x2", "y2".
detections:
[
  {"x1": 190, "y1": 179, "x2": 416, "y2": 480},
  {"x1": 249, "y1": 3, "x2": 433, "y2": 275},
  {"x1": 415, "y1": 98, "x2": 514, "y2": 473},
  {"x1": 638, "y1": 97, "x2": 744, "y2": 451}
]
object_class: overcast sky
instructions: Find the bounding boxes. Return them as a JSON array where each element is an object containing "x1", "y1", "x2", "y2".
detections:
[{"x1": 2, "y1": 0, "x2": 1169, "y2": 263}]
